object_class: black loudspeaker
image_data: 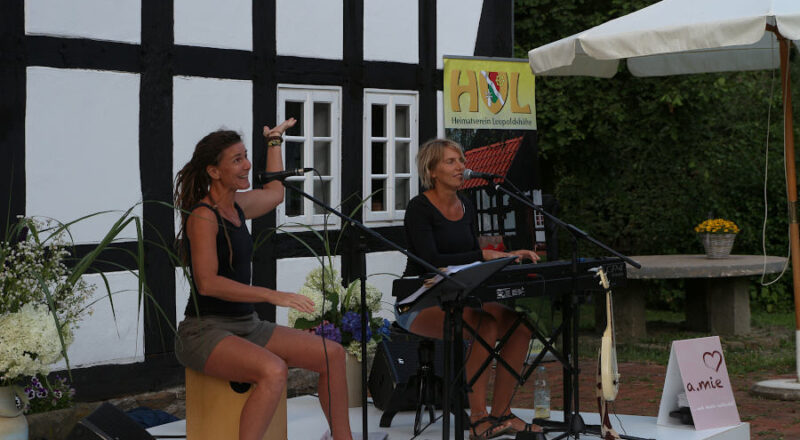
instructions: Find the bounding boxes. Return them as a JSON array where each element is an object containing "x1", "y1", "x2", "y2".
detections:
[
  {"x1": 66, "y1": 403, "x2": 155, "y2": 440},
  {"x1": 368, "y1": 328, "x2": 445, "y2": 427}
]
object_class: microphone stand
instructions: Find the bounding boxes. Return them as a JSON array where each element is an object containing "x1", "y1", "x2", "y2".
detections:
[
  {"x1": 281, "y1": 183, "x2": 468, "y2": 440},
  {"x1": 486, "y1": 179, "x2": 647, "y2": 440}
]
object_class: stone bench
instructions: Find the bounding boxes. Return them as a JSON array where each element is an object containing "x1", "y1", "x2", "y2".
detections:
[{"x1": 608, "y1": 254, "x2": 787, "y2": 340}]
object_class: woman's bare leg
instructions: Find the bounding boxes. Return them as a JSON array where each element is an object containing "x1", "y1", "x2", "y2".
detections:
[
  {"x1": 266, "y1": 326, "x2": 352, "y2": 440},
  {"x1": 409, "y1": 307, "x2": 501, "y2": 433},
  {"x1": 204, "y1": 335, "x2": 288, "y2": 440},
  {"x1": 483, "y1": 303, "x2": 541, "y2": 431}
]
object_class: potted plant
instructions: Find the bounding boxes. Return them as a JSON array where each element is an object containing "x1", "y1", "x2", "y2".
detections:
[
  {"x1": 288, "y1": 265, "x2": 391, "y2": 406},
  {"x1": 0, "y1": 209, "x2": 146, "y2": 438},
  {"x1": 694, "y1": 218, "x2": 740, "y2": 258}
]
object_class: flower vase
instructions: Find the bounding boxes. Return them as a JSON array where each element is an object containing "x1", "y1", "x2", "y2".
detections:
[
  {"x1": 701, "y1": 233, "x2": 736, "y2": 259},
  {"x1": 0, "y1": 386, "x2": 28, "y2": 440},
  {"x1": 345, "y1": 353, "x2": 362, "y2": 408}
]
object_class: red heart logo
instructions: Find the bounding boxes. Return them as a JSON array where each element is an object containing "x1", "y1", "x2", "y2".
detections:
[{"x1": 702, "y1": 351, "x2": 723, "y2": 372}]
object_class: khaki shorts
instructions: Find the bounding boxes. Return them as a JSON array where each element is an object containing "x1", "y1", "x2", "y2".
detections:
[{"x1": 174, "y1": 312, "x2": 276, "y2": 372}]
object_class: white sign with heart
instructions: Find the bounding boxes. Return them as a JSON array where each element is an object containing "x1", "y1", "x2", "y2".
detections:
[{"x1": 657, "y1": 336, "x2": 741, "y2": 430}]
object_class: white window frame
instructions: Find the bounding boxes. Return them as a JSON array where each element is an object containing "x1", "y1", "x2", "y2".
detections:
[
  {"x1": 363, "y1": 89, "x2": 419, "y2": 225},
  {"x1": 276, "y1": 84, "x2": 341, "y2": 229}
]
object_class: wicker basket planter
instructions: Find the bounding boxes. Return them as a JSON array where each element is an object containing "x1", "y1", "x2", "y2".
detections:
[{"x1": 700, "y1": 233, "x2": 736, "y2": 259}]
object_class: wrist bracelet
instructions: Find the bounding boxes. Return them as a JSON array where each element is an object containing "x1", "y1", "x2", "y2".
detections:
[{"x1": 267, "y1": 138, "x2": 283, "y2": 147}]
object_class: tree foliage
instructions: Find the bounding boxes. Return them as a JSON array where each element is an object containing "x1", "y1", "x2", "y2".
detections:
[{"x1": 514, "y1": 0, "x2": 800, "y2": 311}]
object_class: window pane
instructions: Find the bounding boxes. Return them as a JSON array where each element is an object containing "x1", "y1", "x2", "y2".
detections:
[
  {"x1": 285, "y1": 101, "x2": 303, "y2": 136},
  {"x1": 371, "y1": 104, "x2": 386, "y2": 137},
  {"x1": 395, "y1": 141, "x2": 409, "y2": 173},
  {"x1": 371, "y1": 179, "x2": 386, "y2": 212},
  {"x1": 313, "y1": 141, "x2": 331, "y2": 175},
  {"x1": 395, "y1": 105, "x2": 409, "y2": 137},
  {"x1": 313, "y1": 102, "x2": 331, "y2": 137},
  {"x1": 395, "y1": 178, "x2": 409, "y2": 210},
  {"x1": 313, "y1": 180, "x2": 330, "y2": 214},
  {"x1": 284, "y1": 180, "x2": 303, "y2": 216},
  {"x1": 371, "y1": 141, "x2": 385, "y2": 174},
  {"x1": 285, "y1": 141, "x2": 304, "y2": 170}
]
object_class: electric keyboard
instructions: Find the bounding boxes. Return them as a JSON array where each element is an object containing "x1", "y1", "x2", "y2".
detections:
[
  {"x1": 393, "y1": 257, "x2": 627, "y2": 308},
  {"x1": 470, "y1": 257, "x2": 627, "y2": 302}
]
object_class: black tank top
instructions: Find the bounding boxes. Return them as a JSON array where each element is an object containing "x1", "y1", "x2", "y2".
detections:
[{"x1": 184, "y1": 202, "x2": 255, "y2": 317}]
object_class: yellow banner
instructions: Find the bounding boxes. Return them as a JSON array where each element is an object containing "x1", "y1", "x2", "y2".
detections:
[{"x1": 443, "y1": 57, "x2": 536, "y2": 130}]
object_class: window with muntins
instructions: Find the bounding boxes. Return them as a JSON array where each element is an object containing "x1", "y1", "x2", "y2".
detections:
[
  {"x1": 363, "y1": 90, "x2": 418, "y2": 224},
  {"x1": 277, "y1": 85, "x2": 341, "y2": 228}
]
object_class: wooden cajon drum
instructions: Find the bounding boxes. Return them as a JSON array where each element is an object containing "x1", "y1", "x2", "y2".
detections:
[{"x1": 185, "y1": 368, "x2": 287, "y2": 440}]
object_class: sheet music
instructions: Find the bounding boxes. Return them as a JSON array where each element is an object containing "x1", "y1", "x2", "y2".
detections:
[{"x1": 397, "y1": 260, "x2": 483, "y2": 306}]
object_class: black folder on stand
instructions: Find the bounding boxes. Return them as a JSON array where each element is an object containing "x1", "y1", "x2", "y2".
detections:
[{"x1": 397, "y1": 256, "x2": 516, "y2": 314}]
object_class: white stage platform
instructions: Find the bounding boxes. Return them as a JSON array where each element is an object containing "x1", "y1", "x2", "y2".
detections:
[{"x1": 147, "y1": 395, "x2": 749, "y2": 439}]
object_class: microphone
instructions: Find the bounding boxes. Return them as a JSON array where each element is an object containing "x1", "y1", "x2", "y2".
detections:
[
  {"x1": 254, "y1": 168, "x2": 314, "y2": 185},
  {"x1": 463, "y1": 168, "x2": 502, "y2": 181}
]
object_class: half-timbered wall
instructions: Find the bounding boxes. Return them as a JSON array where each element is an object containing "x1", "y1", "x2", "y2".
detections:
[{"x1": 0, "y1": 0, "x2": 513, "y2": 400}]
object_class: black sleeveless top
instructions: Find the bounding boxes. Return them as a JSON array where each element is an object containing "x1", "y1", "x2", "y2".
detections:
[{"x1": 184, "y1": 202, "x2": 255, "y2": 317}]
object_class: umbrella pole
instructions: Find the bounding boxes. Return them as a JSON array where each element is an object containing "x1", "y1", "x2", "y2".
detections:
[{"x1": 777, "y1": 36, "x2": 800, "y2": 381}]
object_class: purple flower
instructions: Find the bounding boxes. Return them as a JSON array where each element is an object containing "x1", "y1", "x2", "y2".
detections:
[
  {"x1": 25, "y1": 387, "x2": 35, "y2": 400},
  {"x1": 36, "y1": 389, "x2": 47, "y2": 398},
  {"x1": 314, "y1": 322, "x2": 342, "y2": 343},
  {"x1": 342, "y1": 311, "x2": 372, "y2": 342},
  {"x1": 378, "y1": 318, "x2": 391, "y2": 339}
]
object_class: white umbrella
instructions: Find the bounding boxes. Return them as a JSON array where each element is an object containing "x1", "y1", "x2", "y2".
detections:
[{"x1": 529, "y1": 0, "x2": 800, "y2": 381}]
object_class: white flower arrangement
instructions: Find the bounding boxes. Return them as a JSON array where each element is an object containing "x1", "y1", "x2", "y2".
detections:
[
  {"x1": 288, "y1": 265, "x2": 391, "y2": 362},
  {"x1": 0, "y1": 217, "x2": 98, "y2": 385},
  {"x1": 0, "y1": 303, "x2": 71, "y2": 382}
]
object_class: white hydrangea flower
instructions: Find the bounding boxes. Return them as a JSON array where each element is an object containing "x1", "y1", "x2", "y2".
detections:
[
  {"x1": 0, "y1": 303, "x2": 71, "y2": 382},
  {"x1": 346, "y1": 339, "x2": 377, "y2": 363},
  {"x1": 343, "y1": 279, "x2": 383, "y2": 313}
]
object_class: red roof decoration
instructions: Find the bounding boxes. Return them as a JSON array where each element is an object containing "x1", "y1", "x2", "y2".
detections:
[{"x1": 460, "y1": 136, "x2": 523, "y2": 190}]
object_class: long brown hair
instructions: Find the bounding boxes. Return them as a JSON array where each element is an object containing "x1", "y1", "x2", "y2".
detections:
[{"x1": 174, "y1": 130, "x2": 242, "y2": 265}]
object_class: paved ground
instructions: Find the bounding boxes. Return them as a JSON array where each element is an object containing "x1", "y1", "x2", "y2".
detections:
[{"x1": 500, "y1": 360, "x2": 799, "y2": 440}]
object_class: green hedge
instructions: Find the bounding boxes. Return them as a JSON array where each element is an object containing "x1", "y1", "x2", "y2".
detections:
[{"x1": 514, "y1": 0, "x2": 800, "y2": 312}]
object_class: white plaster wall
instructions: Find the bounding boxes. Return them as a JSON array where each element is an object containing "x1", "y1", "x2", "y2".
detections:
[
  {"x1": 172, "y1": 76, "x2": 253, "y2": 233},
  {"x1": 174, "y1": 0, "x2": 252, "y2": 51},
  {"x1": 276, "y1": 0, "x2": 343, "y2": 60},
  {"x1": 437, "y1": 0, "x2": 484, "y2": 69},
  {"x1": 25, "y1": 0, "x2": 141, "y2": 43},
  {"x1": 26, "y1": 67, "x2": 142, "y2": 245},
  {"x1": 53, "y1": 271, "x2": 145, "y2": 369},
  {"x1": 364, "y1": 251, "x2": 405, "y2": 320},
  {"x1": 275, "y1": 256, "x2": 342, "y2": 326},
  {"x1": 175, "y1": 267, "x2": 192, "y2": 324},
  {"x1": 363, "y1": 0, "x2": 418, "y2": 64}
]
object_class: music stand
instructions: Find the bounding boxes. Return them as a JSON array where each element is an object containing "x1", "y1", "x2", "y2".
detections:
[{"x1": 399, "y1": 256, "x2": 516, "y2": 440}]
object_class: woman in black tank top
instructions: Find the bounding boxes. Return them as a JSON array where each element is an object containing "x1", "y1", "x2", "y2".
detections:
[{"x1": 174, "y1": 121, "x2": 354, "y2": 440}]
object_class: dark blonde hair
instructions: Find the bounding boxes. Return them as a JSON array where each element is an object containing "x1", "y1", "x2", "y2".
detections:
[
  {"x1": 416, "y1": 138, "x2": 465, "y2": 189},
  {"x1": 174, "y1": 130, "x2": 242, "y2": 265}
]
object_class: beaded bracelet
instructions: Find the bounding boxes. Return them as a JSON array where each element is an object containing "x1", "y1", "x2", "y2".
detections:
[{"x1": 267, "y1": 137, "x2": 283, "y2": 147}]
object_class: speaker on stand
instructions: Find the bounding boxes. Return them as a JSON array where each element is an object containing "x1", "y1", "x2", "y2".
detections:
[{"x1": 368, "y1": 327, "x2": 445, "y2": 430}]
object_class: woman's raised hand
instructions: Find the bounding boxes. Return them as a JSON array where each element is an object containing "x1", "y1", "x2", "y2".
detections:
[
  {"x1": 272, "y1": 289, "x2": 315, "y2": 314},
  {"x1": 263, "y1": 118, "x2": 297, "y2": 138}
]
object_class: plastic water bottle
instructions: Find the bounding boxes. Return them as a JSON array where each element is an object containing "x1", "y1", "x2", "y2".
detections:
[{"x1": 534, "y1": 365, "x2": 551, "y2": 419}]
